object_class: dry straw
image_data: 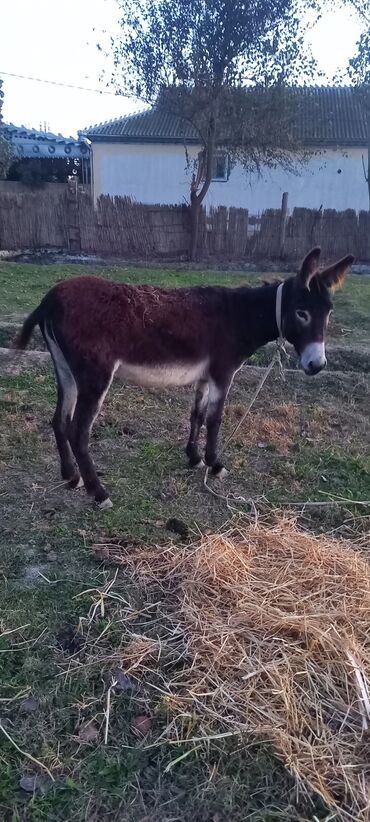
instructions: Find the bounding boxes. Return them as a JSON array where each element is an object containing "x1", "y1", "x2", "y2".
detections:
[{"x1": 95, "y1": 517, "x2": 370, "y2": 821}]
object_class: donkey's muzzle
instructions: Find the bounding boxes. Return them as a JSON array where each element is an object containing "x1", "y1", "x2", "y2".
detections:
[
  {"x1": 304, "y1": 360, "x2": 327, "y2": 376},
  {"x1": 300, "y1": 342, "x2": 327, "y2": 376}
]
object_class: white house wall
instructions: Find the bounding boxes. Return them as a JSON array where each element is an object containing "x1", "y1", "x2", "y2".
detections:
[{"x1": 91, "y1": 142, "x2": 369, "y2": 212}]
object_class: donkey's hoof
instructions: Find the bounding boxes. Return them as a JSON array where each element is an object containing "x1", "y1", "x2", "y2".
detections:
[
  {"x1": 67, "y1": 475, "x2": 83, "y2": 489},
  {"x1": 97, "y1": 497, "x2": 113, "y2": 510},
  {"x1": 216, "y1": 467, "x2": 229, "y2": 480},
  {"x1": 212, "y1": 465, "x2": 229, "y2": 480},
  {"x1": 190, "y1": 458, "x2": 205, "y2": 470}
]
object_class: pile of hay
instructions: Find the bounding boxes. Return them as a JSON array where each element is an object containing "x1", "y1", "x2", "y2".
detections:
[{"x1": 95, "y1": 518, "x2": 370, "y2": 819}]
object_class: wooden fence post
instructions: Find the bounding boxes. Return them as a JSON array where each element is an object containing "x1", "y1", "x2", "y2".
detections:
[
  {"x1": 66, "y1": 177, "x2": 81, "y2": 253},
  {"x1": 279, "y1": 191, "x2": 288, "y2": 259}
]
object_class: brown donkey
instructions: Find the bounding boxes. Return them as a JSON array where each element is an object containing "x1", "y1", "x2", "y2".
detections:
[{"x1": 16, "y1": 248, "x2": 354, "y2": 508}]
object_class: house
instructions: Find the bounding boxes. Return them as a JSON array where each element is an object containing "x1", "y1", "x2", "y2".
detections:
[
  {"x1": 81, "y1": 87, "x2": 369, "y2": 212},
  {"x1": 1, "y1": 123, "x2": 90, "y2": 186}
]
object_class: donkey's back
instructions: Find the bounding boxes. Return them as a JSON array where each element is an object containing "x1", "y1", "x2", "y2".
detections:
[{"x1": 19, "y1": 275, "x2": 234, "y2": 371}]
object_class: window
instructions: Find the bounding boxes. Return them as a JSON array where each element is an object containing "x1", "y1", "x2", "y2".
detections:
[
  {"x1": 196, "y1": 150, "x2": 229, "y2": 184},
  {"x1": 212, "y1": 150, "x2": 228, "y2": 181}
]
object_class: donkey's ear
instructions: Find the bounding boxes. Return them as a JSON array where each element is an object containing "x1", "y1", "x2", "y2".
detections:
[
  {"x1": 297, "y1": 247, "x2": 321, "y2": 289},
  {"x1": 318, "y1": 254, "x2": 355, "y2": 291}
]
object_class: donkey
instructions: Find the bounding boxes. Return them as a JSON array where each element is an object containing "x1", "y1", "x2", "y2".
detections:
[{"x1": 15, "y1": 247, "x2": 354, "y2": 509}]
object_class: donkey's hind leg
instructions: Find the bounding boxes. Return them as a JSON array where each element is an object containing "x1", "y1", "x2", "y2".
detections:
[
  {"x1": 68, "y1": 368, "x2": 116, "y2": 508},
  {"x1": 52, "y1": 379, "x2": 81, "y2": 487},
  {"x1": 186, "y1": 379, "x2": 209, "y2": 468},
  {"x1": 43, "y1": 323, "x2": 81, "y2": 487}
]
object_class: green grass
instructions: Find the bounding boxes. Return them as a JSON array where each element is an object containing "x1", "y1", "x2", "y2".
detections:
[
  {"x1": 0, "y1": 545, "x2": 329, "y2": 821},
  {"x1": 333, "y1": 274, "x2": 370, "y2": 345},
  {"x1": 1, "y1": 260, "x2": 370, "y2": 347},
  {"x1": 1, "y1": 262, "x2": 370, "y2": 820},
  {"x1": 295, "y1": 447, "x2": 370, "y2": 501},
  {"x1": 0, "y1": 261, "x2": 253, "y2": 317}
]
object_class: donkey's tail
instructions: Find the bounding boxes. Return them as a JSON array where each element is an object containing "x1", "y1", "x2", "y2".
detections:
[{"x1": 13, "y1": 303, "x2": 45, "y2": 350}]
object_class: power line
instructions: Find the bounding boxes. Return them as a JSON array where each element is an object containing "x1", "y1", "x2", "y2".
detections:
[{"x1": 0, "y1": 70, "x2": 145, "y2": 102}]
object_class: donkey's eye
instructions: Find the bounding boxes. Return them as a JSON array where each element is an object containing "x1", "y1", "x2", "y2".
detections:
[{"x1": 296, "y1": 309, "x2": 310, "y2": 325}]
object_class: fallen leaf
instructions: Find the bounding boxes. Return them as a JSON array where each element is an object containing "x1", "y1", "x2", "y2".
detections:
[
  {"x1": 131, "y1": 715, "x2": 152, "y2": 737},
  {"x1": 43, "y1": 508, "x2": 57, "y2": 518},
  {"x1": 94, "y1": 546, "x2": 110, "y2": 561},
  {"x1": 20, "y1": 696, "x2": 39, "y2": 714},
  {"x1": 19, "y1": 774, "x2": 52, "y2": 794},
  {"x1": 112, "y1": 669, "x2": 136, "y2": 692},
  {"x1": 165, "y1": 517, "x2": 189, "y2": 539},
  {"x1": 78, "y1": 721, "x2": 99, "y2": 743}
]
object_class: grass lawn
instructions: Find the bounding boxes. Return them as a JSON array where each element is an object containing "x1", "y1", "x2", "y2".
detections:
[
  {"x1": 0, "y1": 262, "x2": 254, "y2": 317},
  {"x1": 1, "y1": 260, "x2": 370, "y2": 347},
  {"x1": 0, "y1": 262, "x2": 369, "y2": 821}
]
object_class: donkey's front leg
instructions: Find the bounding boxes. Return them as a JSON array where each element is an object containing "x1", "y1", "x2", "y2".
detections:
[{"x1": 204, "y1": 377, "x2": 231, "y2": 479}]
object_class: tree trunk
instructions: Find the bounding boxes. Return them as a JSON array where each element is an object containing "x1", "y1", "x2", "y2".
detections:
[
  {"x1": 279, "y1": 191, "x2": 288, "y2": 260},
  {"x1": 189, "y1": 192, "x2": 201, "y2": 261},
  {"x1": 188, "y1": 101, "x2": 218, "y2": 261}
]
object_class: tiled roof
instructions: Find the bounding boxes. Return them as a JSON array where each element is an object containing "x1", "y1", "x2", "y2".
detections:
[
  {"x1": 290, "y1": 86, "x2": 367, "y2": 145},
  {"x1": 3, "y1": 123, "x2": 78, "y2": 142},
  {"x1": 1, "y1": 123, "x2": 90, "y2": 159},
  {"x1": 81, "y1": 107, "x2": 198, "y2": 142},
  {"x1": 81, "y1": 87, "x2": 368, "y2": 147}
]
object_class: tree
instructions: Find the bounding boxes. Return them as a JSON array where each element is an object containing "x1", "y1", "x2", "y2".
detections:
[
  {"x1": 347, "y1": 2, "x2": 370, "y2": 208},
  {"x1": 109, "y1": 0, "x2": 320, "y2": 258},
  {"x1": 0, "y1": 79, "x2": 13, "y2": 179}
]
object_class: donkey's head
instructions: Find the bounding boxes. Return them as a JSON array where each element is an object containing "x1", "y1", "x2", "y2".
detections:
[{"x1": 282, "y1": 248, "x2": 354, "y2": 375}]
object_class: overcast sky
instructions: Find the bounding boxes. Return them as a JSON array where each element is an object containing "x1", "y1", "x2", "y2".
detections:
[{"x1": 0, "y1": 0, "x2": 365, "y2": 138}]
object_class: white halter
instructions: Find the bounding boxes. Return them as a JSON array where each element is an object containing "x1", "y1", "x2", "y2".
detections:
[{"x1": 275, "y1": 282, "x2": 285, "y2": 340}]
